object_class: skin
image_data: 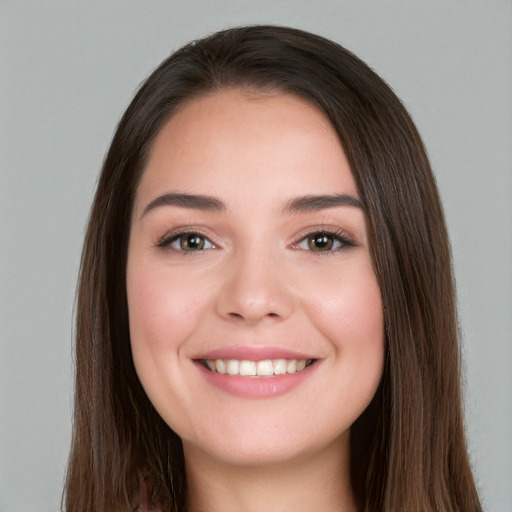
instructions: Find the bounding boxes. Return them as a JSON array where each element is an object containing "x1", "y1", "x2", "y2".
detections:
[{"x1": 126, "y1": 89, "x2": 384, "y2": 512}]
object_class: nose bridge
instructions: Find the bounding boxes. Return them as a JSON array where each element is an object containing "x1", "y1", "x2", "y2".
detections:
[{"x1": 217, "y1": 240, "x2": 294, "y2": 323}]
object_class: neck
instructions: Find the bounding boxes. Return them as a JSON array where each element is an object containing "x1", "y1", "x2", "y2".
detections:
[{"x1": 183, "y1": 436, "x2": 357, "y2": 512}]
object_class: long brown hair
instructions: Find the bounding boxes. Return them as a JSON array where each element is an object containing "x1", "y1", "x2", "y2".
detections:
[{"x1": 65, "y1": 25, "x2": 482, "y2": 512}]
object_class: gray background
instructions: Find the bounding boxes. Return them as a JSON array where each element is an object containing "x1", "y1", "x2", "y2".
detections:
[{"x1": 0, "y1": 1, "x2": 511, "y2": 511}]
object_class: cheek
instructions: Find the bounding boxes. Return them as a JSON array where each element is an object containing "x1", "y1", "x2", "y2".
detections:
[
  {"x1": 307, "y1": 259, "x2": 383, "y2": 340},
  {"x1": 126, "y1": 256, "x2": 204, "y2": 370},
  {"x1": 125, "y1": 255, "x2": 215, "y2": 434},
  {"x1": 304, "y1": 259, "x2": 384, "y2": 387}
]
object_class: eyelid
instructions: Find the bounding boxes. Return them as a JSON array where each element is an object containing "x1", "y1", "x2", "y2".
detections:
[
  {"x1": 291, "y1": 226, "x2": 356, "y2": 253},
  {"x1": 153, "y1": 224, "x2": 355, "y2": 254},
  {"x1": 154, "y1": 226, "x2": 218, "y2": 251}
]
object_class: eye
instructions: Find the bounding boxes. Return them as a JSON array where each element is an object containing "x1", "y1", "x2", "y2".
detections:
[
  {"x1": 158, "y1": 232, "x2": 215, "y2": 252},
  {"x1": 295, "y1": 230, "x2": 354, "y2": 252}
]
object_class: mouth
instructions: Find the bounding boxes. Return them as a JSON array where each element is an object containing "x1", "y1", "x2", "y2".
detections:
[
  {"x1": 199, "y1": 358, "x2": 317, "y2": 376},
  {"x1": 195, "y1": 350, "x2": 320, "y2": 398}
]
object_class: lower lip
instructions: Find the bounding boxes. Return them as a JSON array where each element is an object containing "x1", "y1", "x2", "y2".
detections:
[{"x1": 196, "y1": 362, "x2": 318, "y2": 399}]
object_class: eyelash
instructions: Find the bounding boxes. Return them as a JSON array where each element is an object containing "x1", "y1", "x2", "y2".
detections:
[
  {"x1": 292, "y1": 228, "x2": 355, "y2": 254},
  {"x1": 155, "y1": 229, "x2": 216, "y2": 254},
  {"x1": 155, "y1": 228, "x2": 355, "y2": 255}
]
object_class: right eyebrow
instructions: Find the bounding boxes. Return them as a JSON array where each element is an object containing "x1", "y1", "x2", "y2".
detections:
[
  {"x1": 280, "y1": 193, "x2": 365, "y2": 214},
  {"x1": 140, "y1": 192, "x2": 227, "y2": 220}
]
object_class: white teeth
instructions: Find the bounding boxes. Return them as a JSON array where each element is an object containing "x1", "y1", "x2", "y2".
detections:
[
  {"x1": 203, "y1": 358, "x2": 313, "y2": 376},
  {"x1": 216, "y1": 359, "x2": 226, "y2": 374},
  {"x1": 273, "y1": 359, "x2": 287, "y2": 375},
  {"x1": 226, "y1": 359, "x2": 239, "y2": 375},
  {"x1": 256, "y1": 360, "x2": 274, "y2": 376},
  {"x1": 286, "y1": 360, "x2": 297, "y2": 373},
  {"x1": 239, "y1": 360, "x2": 256, "y2": 376}
]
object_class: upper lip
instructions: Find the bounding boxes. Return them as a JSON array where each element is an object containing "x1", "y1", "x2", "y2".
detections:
[{"x1": 195, "y1": 345, "x2": 317, "y2": 361}]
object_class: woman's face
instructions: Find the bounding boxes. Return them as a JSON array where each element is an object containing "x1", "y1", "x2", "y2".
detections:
[{"x1": 126, "y1": 89, "x2": 384, "y2": 468}]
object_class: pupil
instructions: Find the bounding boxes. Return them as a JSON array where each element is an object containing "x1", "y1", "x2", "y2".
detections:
[
  {"x1": 184, "y1": 235, "x2": 204, "y2": 250},
  {"x1": 310, "y1": 233, "x2": 332, "y2": 251}
]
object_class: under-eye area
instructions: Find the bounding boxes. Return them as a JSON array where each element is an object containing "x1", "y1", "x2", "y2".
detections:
[{"x1": 199, "y1": 358, "x2": 317, "y2": 376}]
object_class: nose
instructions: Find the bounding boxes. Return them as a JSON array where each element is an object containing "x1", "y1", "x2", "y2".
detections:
[{"x1": 216, "y1": 248, "x2": 295, "y2": 324}]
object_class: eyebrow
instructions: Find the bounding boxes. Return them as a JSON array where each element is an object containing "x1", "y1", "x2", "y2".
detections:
[
  {"x1": 141, "y1": 192, "x2": 227, "y2": 218},
  {"x1": 281, "y1": 194, "x2": 364, "y2": 214},
  {"x1": 141, "y1": 192, "x2": 364, "y2": 219}
]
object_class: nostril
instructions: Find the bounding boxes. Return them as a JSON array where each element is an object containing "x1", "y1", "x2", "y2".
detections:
[{"x1": 226, "y1": 311, "x2": 280, "y2": 321}]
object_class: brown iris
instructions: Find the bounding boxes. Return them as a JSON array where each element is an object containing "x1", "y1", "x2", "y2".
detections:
[
  {"x1": 180, "y1": 234, "x2": 205, "y2": 251},
  {"x1": 307, "y1": 233, "x2": 334, "y2": 251}
]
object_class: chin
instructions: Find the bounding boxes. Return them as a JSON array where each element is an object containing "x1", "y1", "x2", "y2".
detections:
[{"x1": 179, "y1": 412, "x2": 352, "y2": 470}]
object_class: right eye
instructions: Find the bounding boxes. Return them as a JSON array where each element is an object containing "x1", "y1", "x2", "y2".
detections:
[
  {"x1": 159, "y1": 232, "x2": 215, "y2": 252},
  {"x1": 293, "y1": 229, "x2": 355, "y2": 254}
]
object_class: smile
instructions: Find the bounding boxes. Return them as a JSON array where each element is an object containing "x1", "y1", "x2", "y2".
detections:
[{"x1": 201, "y1": 358, "x2": 316, "y2": 376}]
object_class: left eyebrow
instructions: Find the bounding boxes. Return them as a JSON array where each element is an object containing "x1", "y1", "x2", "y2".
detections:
[
  {"x1": 140, "y1": 192, "x2": 227, "y2": 219},
  {"x1": 280, "y1": 194, "x2": 365, "y2": 214}
]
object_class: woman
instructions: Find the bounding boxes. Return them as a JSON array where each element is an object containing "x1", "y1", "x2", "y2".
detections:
[{"x1": 65, "y1": 25, "x2": 482, "y2": 512}]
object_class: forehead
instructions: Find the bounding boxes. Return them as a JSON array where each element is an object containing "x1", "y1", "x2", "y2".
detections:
[{"x1": 134, "y1": 89, "x2": 357, "y2": 214}]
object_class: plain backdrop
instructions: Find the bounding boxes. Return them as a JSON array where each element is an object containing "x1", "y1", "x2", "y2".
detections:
[{"x1": 0, "y1": 2, "x2": 511, "y2": 511}]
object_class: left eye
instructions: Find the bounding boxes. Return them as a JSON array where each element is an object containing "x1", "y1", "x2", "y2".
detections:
[
  {"x1": 296, "y1": 231, "x2": 350, "y2": 252},
  {"x1": 167, "y1": 233, "x2": 215, "y2": 251}
]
